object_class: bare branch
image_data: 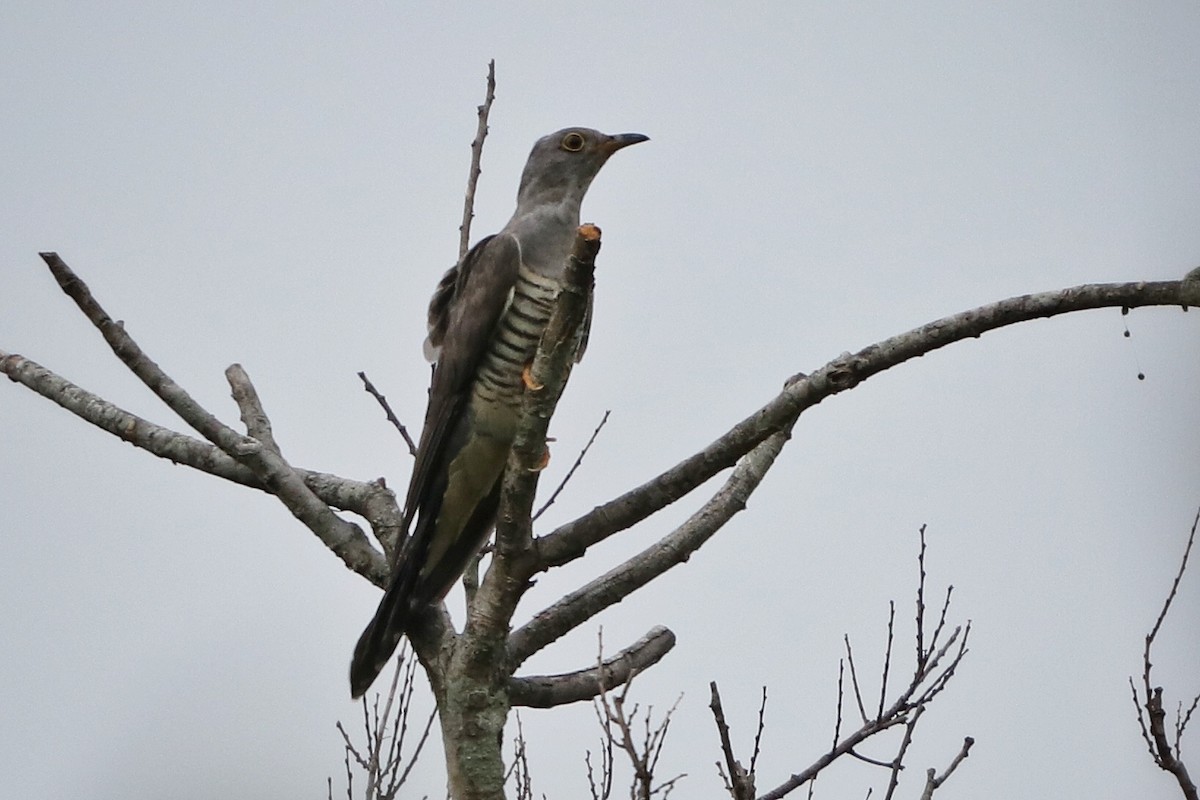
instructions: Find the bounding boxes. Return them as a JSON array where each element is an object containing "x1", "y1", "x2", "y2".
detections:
[
  {"x1": 760, "y1": 530, "x2": 972, "y2": 799},
  {"x1": 509, "y1": 626, "x2": 676, "y2": 708},
  {"x1": 10, "y1": 256, "x2": 395, "y2": 585},
  {"x1": 506, "y1": 711, "x2": 535, "y2": 800},
  {"x1": 358, "y1": 371, "x2": 418, "y2": 457},
  {"x1": 459, "y1": 59, "x2": 496, "y2": 260},
  {"x1": 0, "y1": 348, "x2": 398, "y2": 565},
  {"x1": 919, "y1": 737, "x2": 974, "y2": 800},
  {"x1": 882, "y1": 704, "x2": 924, "y2": 800},
  {"x1": 333, "y1": 645, "x2": 436, "y2": 800},
  {"x1": 593, "y1": 646, "x2": 685, "y2": 800},
  {"x1": 39, "y1": 251, "x2": 242, "y2": 448},
  {"x1": 533, "y1": 409, "x2": 611, "y2": 521},
  {"x1": 709, "y1": 682, "x2": 756, "y2": 800},
  {"x1": 833, "y1": 658, "x2": 846, "y2": 747},
  {"x1": 585, "y1": 733, "x2": 615, "y2": 800},
  {"x1": 228, "y1": 363, "x2": 281, "y2": 454},
  {"x1": 1147, "y1": 508, "x2": 1197, "y2": 648},
  {"x1": 914, "y1": 524, "x2": 928, "y2": 664},
  {"x1": 1132, "y1": 507, "x2": 1199, "y2": 800},
  {"x1": 537, "y1": 279, "x2": 1194, "y2": 572},
  {"x1": 844, "y1": 637, "x2": 868, "y2": 724},
  {"x1": 509, "y1": 428, "x2": 789, "y2": 666},
  {"x1": 222, "y1": 363, "x2": 388, "y2": 582},
  {"x1": 750, "y1": 686, "x2": 767, "y2": 778},
  {"x1": 2, "y1": 349, "x2": 268, "y2": 487},
  {"x1": 757, "y1": 705, "x2": 911, "y2": 799},
  {"x1": 877, "y1": 600, "x2": 895, "y2": 719}
]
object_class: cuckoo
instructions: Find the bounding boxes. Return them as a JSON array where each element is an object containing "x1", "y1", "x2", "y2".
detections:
[{"x1": 350, "y1": 127, "x2": 648, "y2": 697}]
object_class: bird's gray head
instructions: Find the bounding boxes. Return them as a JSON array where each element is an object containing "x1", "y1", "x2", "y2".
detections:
[{"x1": 515, "y1": 127, "x2": 649, "y2": 209}]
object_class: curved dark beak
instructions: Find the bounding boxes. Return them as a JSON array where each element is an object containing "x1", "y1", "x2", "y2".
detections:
[{"x1": 603, "y1": 132, "x2": 650, "y2": 154}]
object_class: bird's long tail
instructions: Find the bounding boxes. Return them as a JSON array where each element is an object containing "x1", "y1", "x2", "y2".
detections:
[{"x1": 349, "y1": 568, "x2": 415, "y2": 698}]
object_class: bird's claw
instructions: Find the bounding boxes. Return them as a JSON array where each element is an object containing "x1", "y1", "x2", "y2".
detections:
[
  {"x1": 528, "y1": 446, "x2": 551, "y2": 472},
  {"x1": 522, "y1": 363, "x2": 544, "y2": 391}
]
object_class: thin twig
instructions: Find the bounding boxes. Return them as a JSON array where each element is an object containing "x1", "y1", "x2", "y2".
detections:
[
  {"x1": 533, "y1": 409, "x2": 611, "y2": 521},
  {"x1": 459, "y1": 59, "x2": 496, "y2": 260},
  {"x1": 358, "y1": 371, "x2": 418, "y2": 456},
  {"x1": 709, "y1": 682, "x2": 753, "y2": 799},
  {"x1": 1132, "y1": 507, "x2": 1199, "y2": 800},
  {"x1": 915, "y1": 524, "x2": 927, "y2": 664},
  {"x1": 877, "y1": 600, "x2": 895, "y2": 719},
  {"x1": 750, "y1": 686, "x2": 767, "y2": 777},
  {"x1": 928, "y1": 586, "x2": 954, "y2": 661},
  {"x1": 833, "y1": 659, "x2": 846, "y2": 746},
  {"x1": 1147, "y1": 508, "x2": 1197, "y2": 646},
  {"x1": 845, "y1": 636, "x2": 868, "y2": 723},
  {"x1": 759, "y1": 530, "x2": 972, "y2": 800},
  {"x1": 882, "y1": 705, "x2": 924, "y2": 800},
  {"x1": 507, "y1": 710, "x2": 535, "y2": 800},
  {"x1": 919, "y1": 737, "x2": 974, "y2": 800},
  {"x1": 594, "y1": 630, "x2": 685, "y2": 799},
  {"x1": 332, "y1": 645, "x2": 436, "y2": 799}
]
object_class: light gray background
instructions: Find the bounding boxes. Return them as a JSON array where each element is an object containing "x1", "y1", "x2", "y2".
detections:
[{"x1": 2, "y1": 3, "x2": 1198, "y2": 798}]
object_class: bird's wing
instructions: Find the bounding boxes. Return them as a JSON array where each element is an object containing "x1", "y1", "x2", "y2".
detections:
[
  {"x1": 350, "y1": 232, "x2": 521, "y2": 698},
  {"x1": 422, "y1": 247, "x2": 469, "y2": 363},
  {"x1": 403, "y1": 232, "x2": 520, "y2": 529}
]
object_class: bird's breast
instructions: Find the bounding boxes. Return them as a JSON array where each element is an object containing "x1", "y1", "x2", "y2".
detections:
[{"x1": 471, "y1": 263, "x2": 562, "y2": 432}]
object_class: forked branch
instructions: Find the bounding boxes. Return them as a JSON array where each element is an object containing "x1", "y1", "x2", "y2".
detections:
[
  {"x1": 1130, "y1": 507, "x2": 1199, "y2": 800},
  {"x1": 756, "y1": 528, "x2": 972, "y2": 799}
]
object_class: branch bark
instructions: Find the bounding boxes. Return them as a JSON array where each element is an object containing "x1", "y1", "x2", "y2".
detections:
[
  {"x1": 508, "y1": 625, "x2": 675, "y2": 708},
  {"x1": 511, "y1": 427, "x2": 790, "y2": 666},
  {"x1": 11, "y1": 254, "x2": 397, "y2": 587},
  {"x1": 536, "y1": 279, "x2": 1195, "y2": 573}
]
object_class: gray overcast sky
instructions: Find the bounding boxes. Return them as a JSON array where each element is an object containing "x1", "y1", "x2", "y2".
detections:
[{"x1": 2, "y1": 2, "x2": 1198, "y2": 798}]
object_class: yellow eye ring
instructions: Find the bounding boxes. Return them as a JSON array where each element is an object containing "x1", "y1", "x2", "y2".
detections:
[{"x1": 560, "y1": 132, "x2": 586, "y2": 152}]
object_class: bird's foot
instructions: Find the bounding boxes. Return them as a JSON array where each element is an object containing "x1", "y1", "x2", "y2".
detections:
[
  {"x1": 522, "y1": 362, "x2": 544, "y2": 391},
  {"x1": 528, "y1": 445, "x2": 551, "y2": 472}
]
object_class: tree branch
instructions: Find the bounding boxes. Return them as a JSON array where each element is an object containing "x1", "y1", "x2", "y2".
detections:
[
  {"x1": 533, "y1": 408, "x2": 610, "y2": 522},
  {"x1": 228, "y1": 362, "x2": 282, "y2": 455},
  {"x1": 509, "y1": 427, "x2": 789, "y2": 666},
  {"x1": 222, "y1": 363, "x2": 383, "y2": 579},
  {"x1": 758, "y1": 530, "x2": 971, "y2": 799},
  {"x1": 508, "y1": 625, "x2": 675, "y2": 708},
  {"x1": 20, "y1": 253, "x2": 393, "y2": 586},
  {"x1": 357, "y1": 370, "x2": 418, "y2": 457},
  {"x1": 709, "y1": 681, "x2": 756, "y2": 800},
  {"x1": 536, "y1": 279, "x2": 1196, "y2": 572},
  {"x1": 459, "y1": 60, "x2": 496, "y2": 261},
  {"x1": 919, "y1": 736, "x2": 975, "y2": 800},
  {"x1": 1, "y1": 348, "x2": 395, "y2": 577},
  {"x1": 1132, "y1": 507, "x2": 1199, "y2": 800},
  {"x1": 40, "y1": 252, "x2": 244, "y2": 449}
]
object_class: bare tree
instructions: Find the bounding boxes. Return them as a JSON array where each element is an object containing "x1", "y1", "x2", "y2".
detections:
[{"x1": 3, "y1": 68, "x2": 1198, "y2": 797}]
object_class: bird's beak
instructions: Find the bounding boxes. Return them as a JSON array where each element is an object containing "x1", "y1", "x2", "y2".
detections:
[{"x1": 602, "y1": 132, "x2": 650, "y2": 154}]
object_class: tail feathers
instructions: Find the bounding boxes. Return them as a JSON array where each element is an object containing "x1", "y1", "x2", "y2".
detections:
[{"x1": 349, "y1": 576, "x2": 413, "y2": 699}]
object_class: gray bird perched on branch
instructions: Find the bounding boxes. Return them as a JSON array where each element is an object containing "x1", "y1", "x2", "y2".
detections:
[{"x1": 350, "y1": 127, "x2": 648, "y2": 697}]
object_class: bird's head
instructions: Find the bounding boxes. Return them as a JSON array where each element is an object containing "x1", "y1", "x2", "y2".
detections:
[{"x1": 515, "y1": 127, "x2": 649, "y2": 209}]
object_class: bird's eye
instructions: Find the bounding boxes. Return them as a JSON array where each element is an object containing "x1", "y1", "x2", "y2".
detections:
[{"x1": 560, "y1": 132, "x2": 586, "y2": 152}]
